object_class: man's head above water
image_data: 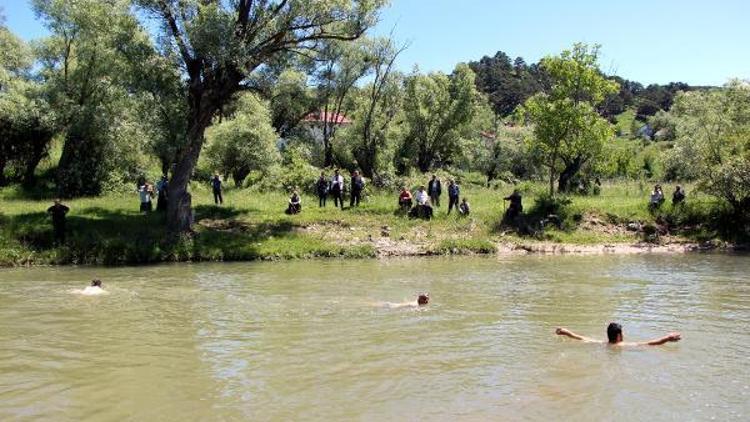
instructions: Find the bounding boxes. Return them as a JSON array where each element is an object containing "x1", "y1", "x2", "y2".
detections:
[
  {"x1": 417, "y1": 293, "x2": 430, "y2": 305},
  {"x1": 607, "y1": 322, "x2": 623, "y2": 344},
  {"x1": 91, "y1": 279, "x2": 102, "y2": 288}
]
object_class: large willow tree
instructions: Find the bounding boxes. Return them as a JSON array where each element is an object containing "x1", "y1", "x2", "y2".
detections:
[{"x1": 135, "y1": 0, "x2": 386, "y2": 238}]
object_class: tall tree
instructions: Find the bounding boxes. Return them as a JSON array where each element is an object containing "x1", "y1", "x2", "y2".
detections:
[
  {"x1": 519, "y1": 43, "x2": 618, "y2": 196},
  {"x1": 135, "y1": 0, "x2": 384, "y2": 238},
  {"x1": 401, "y1": 64, "x2": 480, "y2": 173},
  {"x1": 0, "y1": 18, "x2": 55, "y2": 187},
  {"x1": 313, "y1": 39, "x2": 372, "y2": 167},
  {"x1": 34, "y1": 0, "x2": 149, "y2": 196},
  {"x1": 350, "y1": 37, "x2": 405, "y2": 178}
]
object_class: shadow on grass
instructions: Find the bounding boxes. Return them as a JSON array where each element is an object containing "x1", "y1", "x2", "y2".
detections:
[
  {"x1": 194, "y1": 204, "x2": 250, "y2": 221},
  {"x1": 1, "y1": 204, "x2": 309, "y2": 264}
]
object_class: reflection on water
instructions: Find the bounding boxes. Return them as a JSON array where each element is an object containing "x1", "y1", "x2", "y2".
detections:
[{"x1": 0, "y1": 255, "x2": 748, "y2": 421}]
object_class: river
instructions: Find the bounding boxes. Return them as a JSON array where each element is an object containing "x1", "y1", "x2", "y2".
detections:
[{"x1": 1, "y1": 254, "x2": 748, "y2": 421}]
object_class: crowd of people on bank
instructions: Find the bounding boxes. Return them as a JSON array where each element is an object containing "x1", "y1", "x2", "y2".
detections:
[{"x1": 45, "y1": 174, "x2": 689, "y2": 245}]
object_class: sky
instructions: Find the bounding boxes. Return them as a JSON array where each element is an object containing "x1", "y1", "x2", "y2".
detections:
[{"x1": 3, "y1": 0, "x2": 749, "y2": 86}]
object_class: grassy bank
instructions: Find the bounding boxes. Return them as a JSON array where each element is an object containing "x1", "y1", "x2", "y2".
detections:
[{"x1": 0, "y1": 181, "x2": 742, "y2": 266}]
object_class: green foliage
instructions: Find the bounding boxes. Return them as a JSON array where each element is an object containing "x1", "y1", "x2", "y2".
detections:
[
  {"x1": 668, "y1": 81, "x2": 750, "y2": 217},
  {"x1": 519, "y1": 43, "x2": 619, "y2": 195},
  {"x1": 346, "y1": 37, "x2": 405, "y2": 178},
  {"x1": 401, "y1": 63, "x2": 481, "y2": 173},
  {"x1": 205, "y1": 93, "x2": 280, "y2": 186},
  {"x1": 269, "y1": 69, "x2": 316, "y2": 137},
  {"x1": 475, "y1": 125, "x2": 536, "y2": 184},
  {"x1": 34, "y1": 0, "x2": 154, "y2": 196}
]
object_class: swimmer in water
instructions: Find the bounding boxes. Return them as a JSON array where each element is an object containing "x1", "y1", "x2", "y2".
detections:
[
  {"x1": 555, "y1": 322, "x2": 681, "y2": 346},
  {"x1": 75, "y1": 279, "x2": 108, "y2": 296},
  {"x1": 382, "y1": 293, "x2": 430, "y2": 309}
]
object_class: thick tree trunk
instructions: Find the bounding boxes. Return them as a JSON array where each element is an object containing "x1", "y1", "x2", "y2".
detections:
[
  {"x1": 324, "y1": 141, "x2": 334, "y2": 168},
  {"x1": 166, "y1": 109, "x2": 213, "y2": 240},
  {"x1": 22, "y1": 139, "x2": 49, "y2": 188},
  {"x1": 0, "y1": 155, "x2": 7, "y2": 187},
  {"x1": 417, "y1": 145, "x2": 432, "y2": 173},
  {"x1": 558, "y1": 156, "x2": 583, "y2": 193},
  {"x1": 57, "y1": 127, "x2": 105, "y2": 197},
  {"x1": 548, "y1": 167, "x2": 555, "y2": 197}
]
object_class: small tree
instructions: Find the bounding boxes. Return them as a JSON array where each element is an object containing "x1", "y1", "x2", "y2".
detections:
[
  {"x1": 519, "y1": 43, "x2": 618, "y2": 196},
  {"x1": 205, "y1": 94, "x2": 280, "y2": 186}
]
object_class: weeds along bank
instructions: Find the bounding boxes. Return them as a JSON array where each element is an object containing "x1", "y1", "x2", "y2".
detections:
[{"x1": 0, "y1": 181, "x2": 743, "y2": 267}]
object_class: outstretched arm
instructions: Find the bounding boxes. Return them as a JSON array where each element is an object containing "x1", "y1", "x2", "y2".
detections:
[
  {"x1": 643, "y1": 332, "x2": 681, "y2": 346},
  {"x1": 555, "y1": 327, "x2": 599, "y2": 342}
]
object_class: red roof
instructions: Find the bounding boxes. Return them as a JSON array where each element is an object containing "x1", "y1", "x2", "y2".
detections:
[{"x1": 303, "y1": 111, "x2": 352, "y2": 124}]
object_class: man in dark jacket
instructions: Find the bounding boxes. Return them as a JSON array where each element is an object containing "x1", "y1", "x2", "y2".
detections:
[
  {"x1": 428, "y1": 175, "x2": 442, "y2": 207},
  {"x1": 350, "y1": 170, "x2": 365, "y2": 207},
  {"x1": 504, "y1": 189, "x2": 523, "y2": 221},
  {"x1": 447, "y1": 179, "x2": 460, "y2": 214},
  {"x1": 47, "y1": 199, "x2": 70, "y2": 244},
  {"x1": 211, "y1": 173, "x2": 223, "y2": 205},
  {"x1": 672, "y1": 185, "x2": 686, "y2": 206}
]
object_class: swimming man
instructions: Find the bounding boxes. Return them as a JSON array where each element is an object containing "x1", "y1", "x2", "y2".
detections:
[
  {"x1": 75, "y1": 279, "x2": 108, "y2": 296},
  {"x1": 555, "y1": 322, "x2": 681, "y2": 346}
]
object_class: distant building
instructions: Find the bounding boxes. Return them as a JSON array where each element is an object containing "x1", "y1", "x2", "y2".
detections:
[{"x1": 301, "y1": 111, "x2": 352, "y2": 143}]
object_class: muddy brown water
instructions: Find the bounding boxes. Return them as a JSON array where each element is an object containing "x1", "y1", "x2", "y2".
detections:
[{"x1": 1, "y1": 254, "x2": 748, "y2": 421}]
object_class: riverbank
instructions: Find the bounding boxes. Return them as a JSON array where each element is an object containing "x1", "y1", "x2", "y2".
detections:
[{"x1": 0, "y1": 182, "x2": 745, "y2": 266}]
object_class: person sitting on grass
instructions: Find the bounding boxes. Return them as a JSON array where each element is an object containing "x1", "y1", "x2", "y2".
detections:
[
  {"x1": 398, "y1": 186, "x2": 413, "y2": 211},
  {"x1": 286, "y1": 190, "x2": 302, "y2": 215},
  {"x1": 458, "y1": 197, "x2": 470, "y2": 216},
  {"x1": 409, "y1": 185, "x2": 433, "y2": 220},
  {"x1": 555, "y1": 322, "x2": 681, "y2": 346},
  {"x1": 649, "y1": 184, "x2": 665, "y2": 210},
  {"x1": 672, "y1": 185, "x2": 685, "y2": 206}
]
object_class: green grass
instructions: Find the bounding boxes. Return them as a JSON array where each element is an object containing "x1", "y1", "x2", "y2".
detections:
[{"x1": 0, "y1": 180, "x2": 739, "y2": 267}]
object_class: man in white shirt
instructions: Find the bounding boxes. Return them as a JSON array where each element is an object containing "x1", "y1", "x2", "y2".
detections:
[
  {"x1": 409, "y1": 185, "x2": 433, "y2": 219},
  {"x1": 415, "y1": 185, "x2": 429, "y2": 205},
  {"x1": 330, "y1": 169, "x2": 345, "y2": 209}
]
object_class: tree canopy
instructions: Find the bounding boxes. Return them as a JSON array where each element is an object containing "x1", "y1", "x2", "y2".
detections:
[{"x1": 519, "y1": 43, "x2": 619, "y2": 195}]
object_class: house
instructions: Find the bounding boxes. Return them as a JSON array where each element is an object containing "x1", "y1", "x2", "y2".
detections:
[{"x1": 301, "y1": 111, "x2": 352, "y2": 144}]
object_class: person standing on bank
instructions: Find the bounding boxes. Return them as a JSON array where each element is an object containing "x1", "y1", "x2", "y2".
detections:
[
  {"x1": 350, "y1": 170, "x2": 365, "y2": 207},
  {"x1": 447, "y1": 179, "x2": 460, "y2": 214},
  {"x1": 211, "y1": 173, "x2": 223, "y2": 205},
  {"x1": 503, "y1": 189, "x2": 523, "y2": 221},
  {"x1": 330, "y1": 169, "x2": 345, "y2": 209},
  {"x1": 156, "y1": 175, "x2": 169, "y2": 212},
  {"x1": 672, "y1": 185, "x2": 686, "y2": 206},
  {"x1": 138, "y1": 183, "x2": 154, "y2": 214},
  {"x1": 47, "y1": 199, "x2": 70, "y2": 245},
  {"x1": 428, "y1": 174, "x2": 442, "y2": 207},
  {"x1": 316, "y1": 172, "x2": 329, "y2": 207}
]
